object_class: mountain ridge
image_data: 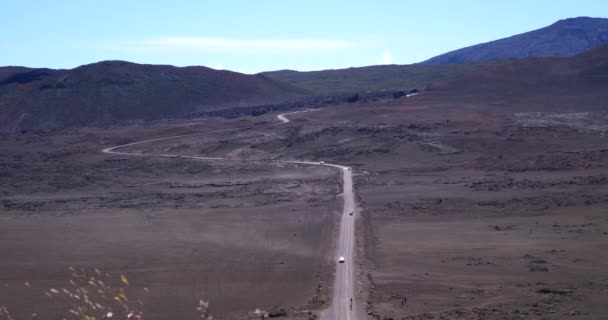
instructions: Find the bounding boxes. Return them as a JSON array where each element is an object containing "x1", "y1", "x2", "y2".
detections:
[
  {"x1": 421, "y1": 16, "x2": 608, "y2": 64},
  {"x1": 0, "y1": 60, "x2": 301, "y2": 133}
]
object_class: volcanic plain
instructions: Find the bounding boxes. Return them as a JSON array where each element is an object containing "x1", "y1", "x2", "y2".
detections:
[{"x1": 2, "y1": 48, "x2": 608, "y2": 319}]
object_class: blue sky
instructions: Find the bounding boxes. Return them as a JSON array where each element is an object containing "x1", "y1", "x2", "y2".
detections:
[{"x1": 2, "y1": 0, "x2": 607, "y2": 73}]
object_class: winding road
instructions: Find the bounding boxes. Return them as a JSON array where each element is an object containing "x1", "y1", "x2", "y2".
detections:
[{"x1": 101, "y1": 110, "x2": 361, "y2": 320}]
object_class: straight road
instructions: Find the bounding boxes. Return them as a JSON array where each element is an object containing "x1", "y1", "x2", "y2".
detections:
[
  {"x1": 323, "y1": 164, "x2": 358, "y2": 320},
  {"x1": 102, "y1": 111, "x2": 362, "y2": 320}
]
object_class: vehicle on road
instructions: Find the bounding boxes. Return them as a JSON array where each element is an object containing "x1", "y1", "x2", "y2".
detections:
[
  {"x1": 319, "y1": 161, "x2": 325, "y2": 164},
  {"x1": 338, "y1": 256, "x2": 345, "y2": 263},
  {"x1": 349, "y1": 211, "x2": 353, "y2": 216}
]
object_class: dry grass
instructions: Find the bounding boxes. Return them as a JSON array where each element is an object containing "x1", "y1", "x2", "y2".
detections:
[
  {"x1": 2, "y1": 268, "x2": 221, "y2": 320},
  {"x1": 0, "y1": 306, "x2": 14, "y2": 320},
  {"x1": 43, "y1": 267, "x2": 142, "y2": 320}
]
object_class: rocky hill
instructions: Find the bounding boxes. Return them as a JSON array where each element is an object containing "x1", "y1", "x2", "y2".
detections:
[
  {"x1": 422, "y1": 17, "x2": 608, "y2": 64},
  {"x1": 426, "y1": 44, "x2": 608, "y2": 111},
  {"x1": 261, "y1": 63, "x2": 490, "y2": 94},
  {"x1": 0, "y1": 61, "x2": 300, "y2": 133}
]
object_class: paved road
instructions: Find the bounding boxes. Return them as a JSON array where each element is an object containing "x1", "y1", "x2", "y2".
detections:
[{"x1": 102, "y1": 111, "x2": 362, "y2": 320}]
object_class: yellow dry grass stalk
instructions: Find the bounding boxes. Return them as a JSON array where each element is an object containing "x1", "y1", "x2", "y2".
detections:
[
  {"x1": 45, "y1": 267, "x2": 144, "y2": 320},
  {"x1": 5, "y1": 267, "x2": 219, "y2": 320},
  {"x1": 0, "y1": 306, "x2": 13, "y2": 320},
  {"x1": 196, "y1": 300, "x2": 213, "y2": 320},
  {"x1": 252, "y1": 308, "x2": 269, "y2": 319}
]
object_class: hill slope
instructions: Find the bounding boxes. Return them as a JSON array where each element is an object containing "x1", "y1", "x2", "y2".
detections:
[
  {"x1": 426, "y1": 44, "x2": 608, "y2": 111},
  {"x1": 0, "y1": 61, "x2": 299, "y2": 133},
  {"x1": 264, "y1": 44, "x2": 608, "y2": 107},
  {"x1": 261, "y1": 63, "x2": 493, "y2": 94},
  {"x1": 422, "y1": 17, "x2": 608, "y2": 64}
]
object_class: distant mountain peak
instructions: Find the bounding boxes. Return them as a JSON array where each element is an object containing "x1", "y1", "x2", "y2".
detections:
[
  {"x1": 421, "y1": 17, "x2": 608, "y2": 65},
  {"x1": 554, "y1": 16, "x2": 603, "y2": 24}
]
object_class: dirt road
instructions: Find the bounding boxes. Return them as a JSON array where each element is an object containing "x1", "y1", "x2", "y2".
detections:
[
  {"x1": 277, "y1": 109, "x2": 318, "y2": 123},
  {"x1": 102, "y1": 111, "x2": 362, "y2": 319},
  {"x1": 286, "y1": 161, "x2": 358, "y2": 320},
  {"x1": 324, "y1": 164, "x2": 358, "y2": 320}
]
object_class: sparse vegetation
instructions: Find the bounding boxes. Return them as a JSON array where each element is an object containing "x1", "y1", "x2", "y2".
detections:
[
  {"x1": 55, "y1": 80, "x2": 67, "y2": 89},
  {"x1": 0, "y1": 306, "x2": 13, "y2": 320},
  {"x1": 261, "y1": 62, "x2": 494, "y2": 94},
  {"x1": 43, "y1": 267, "x2": 141, "y2": 320},
  {"x1": 2, "y1": 268, "x2": 220, "y2": 320}
]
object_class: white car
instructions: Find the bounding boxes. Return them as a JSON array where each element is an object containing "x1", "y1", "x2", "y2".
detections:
[
  {"x1": 338, "y1": 256, "x2": 345, "y2": 263},
  {"x1": 319, "y1": 161, "x2": 325, "y2": 164}
]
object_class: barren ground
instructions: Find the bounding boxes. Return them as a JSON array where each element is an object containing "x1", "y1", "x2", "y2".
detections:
[
  {"x1": 2, "y1": 92, "x2": 608, "y2": 319},
  {"x1": 0, "y1": 118, "x2": 340, "y2": 320}
]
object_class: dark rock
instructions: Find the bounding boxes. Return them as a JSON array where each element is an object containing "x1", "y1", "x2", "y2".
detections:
[
  {"x1": 268, "y1": 307, "x2": 287, "y2": 318},
  {"x1": 530, "y1": 265, "x2": 549, "y2": 272},
  {"x1": 537, "y1": 288, "x2": 572, "y2": 295}
]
